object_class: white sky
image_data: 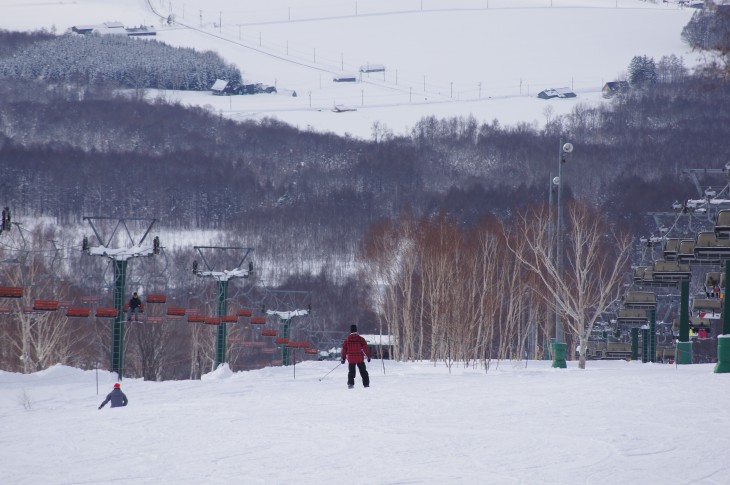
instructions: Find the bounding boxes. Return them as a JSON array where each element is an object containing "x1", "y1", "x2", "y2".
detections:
[
  {"x1": 2, "y1": 360, "x2": 729, "y2": 484},
  {"x1": 0, "y1": 0, "x2": 699, "y2": 139}
]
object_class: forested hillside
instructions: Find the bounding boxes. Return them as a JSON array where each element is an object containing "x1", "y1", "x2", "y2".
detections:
[
  {"x1": 1, "y1": 9, "x2": 730, "y2": 377},
  {"x1": 0, "y1": 31, "x2": 241, "y2": 90}
]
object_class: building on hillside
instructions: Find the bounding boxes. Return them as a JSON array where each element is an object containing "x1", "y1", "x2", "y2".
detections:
[
  {"x1": 359, "y1": 64, "x2": 385, "y2": 73},
  {"x1": 360, "y1": 334, "x2": 396, "y2": 360},
  {"x1": 602, "y1": 81, "x2": 629, "y2": 98},
  {"x1": 333, "y1": 73, "x2": 358, "y2": 82},
  {"x1": 72, "y1": 22, "x2": 155, "y2": 36},
  {"x1": 125, "y1": 26, "x2": 157, "y2": 36},
  {"x1": 537, "y1": 87, "x2": 577, "y2": 99}
]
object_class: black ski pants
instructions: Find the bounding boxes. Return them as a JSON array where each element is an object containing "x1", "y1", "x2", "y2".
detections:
[{"x1": 348, "y1": 362, "x2": 369, "y2": 387}]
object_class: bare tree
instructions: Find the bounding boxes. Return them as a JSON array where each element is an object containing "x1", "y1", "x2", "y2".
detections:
[{"x1": 506, "y1": 203, "x2": 632, "y2": 369}]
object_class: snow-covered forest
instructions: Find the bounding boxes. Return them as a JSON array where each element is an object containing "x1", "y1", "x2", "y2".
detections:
[{"x1": 0, "y1": 32, "x2": 241, "y2": 90}]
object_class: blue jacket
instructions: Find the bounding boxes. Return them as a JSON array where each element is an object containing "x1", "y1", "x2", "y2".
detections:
[{"x1": 99, "y1": 388, "x2": 128, "y2": 409}]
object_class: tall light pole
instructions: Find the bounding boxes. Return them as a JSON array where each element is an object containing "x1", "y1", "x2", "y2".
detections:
[{"x1": 553, "y1": 139, "x2": 573, "y2": 368}]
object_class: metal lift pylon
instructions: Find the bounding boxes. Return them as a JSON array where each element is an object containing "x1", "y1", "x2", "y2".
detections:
[
  {"x1": 192, "y1": 246, "x2": 254, "y2": 369},
  {"x1": 82, "y1": 217, "x2": 161, "y2": 379}
]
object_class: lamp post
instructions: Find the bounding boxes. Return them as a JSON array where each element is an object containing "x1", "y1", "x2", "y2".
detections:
[{"x1": 552, "y1": 139, "x2": 573, "y2": 368}]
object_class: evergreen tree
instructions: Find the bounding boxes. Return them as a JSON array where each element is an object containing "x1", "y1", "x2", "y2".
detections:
[{"x1": 628, "y1": 55, "x2": 657, "y2": 87}]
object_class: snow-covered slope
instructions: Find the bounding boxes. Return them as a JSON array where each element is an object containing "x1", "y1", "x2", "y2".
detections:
[{"x1": 1, "y1": 360, "x2": 728, "y2": 484}]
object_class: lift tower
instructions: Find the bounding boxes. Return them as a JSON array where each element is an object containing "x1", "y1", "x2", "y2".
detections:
[
  {"x1": 263, "y1": 290, "x2": 311, "y2": 366},
  {"x1": 193, "y1": 246, "x2": 254, "y2": 369},
  {"x1": 82, "y1": 217, "x2": 160, "y2": 379}
]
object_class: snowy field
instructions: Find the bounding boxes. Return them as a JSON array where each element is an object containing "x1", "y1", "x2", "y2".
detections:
[
  {"x1": 0, "y1": 0, "x2": 698, "y2": 138},
  {"x1": 1, "y1": 360, "x2": 729, "y2": 484}
]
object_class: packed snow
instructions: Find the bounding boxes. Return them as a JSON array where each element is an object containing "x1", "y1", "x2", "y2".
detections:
[
  {"x1": 1, "y1": 360, "x2": 729, "y2": 484},
  {"x1": 0, "y1": 0, "x2": 699, "y2": 138}
]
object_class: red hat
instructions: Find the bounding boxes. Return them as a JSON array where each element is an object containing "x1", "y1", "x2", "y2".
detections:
[{"x1": 114, "y1": 383, "x2": 121, "y2": 388}]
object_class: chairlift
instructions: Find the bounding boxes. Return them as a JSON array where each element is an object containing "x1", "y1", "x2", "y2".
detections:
[
  {"x1": 663, "y1": 238, "x2": 679, "y2": 261},
  {"x1": 95, "y1": 308, "x2": 118, "y2": 318},
  {"x1": 704, "y1": 271, "x2": 725, "y2": 291},
  {"x1": 676, "y1": 240, "x2": 696, "y2": 264},
  {"x1": 221, "y1": 315, "x2": 238, "y2": 323},
  {"x1": 691, "y1": 298, "x2": 722, "y2": 316},
  {"x1": 146, "y1": 293, "x2": 167, "y2": 304},
  {"x1": 694, "y1": 231, "x2": 730, "y2": 261},
  {"x1": 0, "y1": 286, "x2": 23, "y2": 298},
  {"x1": 616, "y1": 308, "x2": 649, "y2": 325},
  {"x1": 651, "y1": 260, "x2": 691, "y2": 282},
  {"x1": 622, "y1": 291, "x2": 656, "y2": 310},
  {"x1": 30, "y1": 299, "x2": 58, "y2": 312},
  {"x1": 715, "y1": 209, "x2": 730, "y2": 239},
  {"x1": 236, "y1": 308, "x2": 253, "y2": 317},
  {"x1": 187, "y1": 314, "x2": 206, "y2": 323},
  {"x1": 251, "y1": 316, "x2": 267, "y2": 325},
  {"x1": 166, "y1": 307, "x2": 186, "y2": 317},
  {"x1": 204, "y1": 317, "x2": 221, "y2": 325}
]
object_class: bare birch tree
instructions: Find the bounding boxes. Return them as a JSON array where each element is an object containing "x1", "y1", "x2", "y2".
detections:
[{"x1": 506, "y1": 203, "x2": 632, "y2": 369}]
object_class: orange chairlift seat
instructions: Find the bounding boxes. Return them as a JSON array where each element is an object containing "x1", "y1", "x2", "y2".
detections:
[
  {"x1": 286, "y1": 341, "x2": 310, "y2": 348},
  {"x1": 250, "y1": 316, "x2": 267, "y2": 325},
  {"x1": 305, "y1": 348, "x2": 318, "y2": 354},
  {"x1": 204, "y1": 317, "x2": 221, "y2": 325},
  {"x1": 66, "y1": 307, "x2": 91, "y2": 318},
  {"x1": 274, "y1": 337, "x2": 289, "y2": 344},
  {"x1": 221, "y1": 315, "x2": 238, "y2": 323},
  {"x1": 145, "y1": 293, "x2": 167, "y2": 304},
  {"x1": 33, "y1": 300, "x2": 59, "y2": 311},
  {"x1": 262, "y1": 329, "x2": 278, "y2": 337},
  {"x1": 96, "y1": 308, "x2": 118, "y2": 318},
  {"x1": 0, "y1": 286, "x2": 23, "y2": 298},
  {"x1": 187, "y1": 314, "x2": 206, "y2": 323},
  {"x1": 236, "y1": 308, "x2": 253, "y2": 317},
  {"x1": 166, "y1": 307, "x2": 187, "y2": 317}
]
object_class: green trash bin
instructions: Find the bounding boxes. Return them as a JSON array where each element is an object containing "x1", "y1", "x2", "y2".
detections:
[
  {"x1": 676, "y1": 341, "x2": 692, "y2": 365},
  {"x1": 714, "y1": 336, "x2": 730, "y2": 373},
  {"x1": 551, "y1": 341, "x2": 567, "y2": 369}
]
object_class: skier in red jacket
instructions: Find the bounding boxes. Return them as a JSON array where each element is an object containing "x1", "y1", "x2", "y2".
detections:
[{"x1": 341, "y1": 324, "x2": 371, "y2": 389}]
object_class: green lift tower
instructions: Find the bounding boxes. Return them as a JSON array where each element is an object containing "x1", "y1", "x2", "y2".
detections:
[
  {"x1": 192, "y1": 246, "x2": 254, "y2": 370},
  {"x1": 82, "y1": 217, "x2": 161, "y2": 379}
]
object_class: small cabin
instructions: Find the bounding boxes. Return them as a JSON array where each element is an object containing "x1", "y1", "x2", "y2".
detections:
[
  {"x1": 537, "y1": 87, "x2": 577, "y2": 99},
  {"x1": 333, "y1": 73, "x2": 358, "y2": 83},
  {"x1": 602, "y1": 81, "x2": 629, "y2": 98},
  {"x1": 361, "y1": 334, "x2": 396, "y2": 359},
  {"x1": 359, "y1": 64, "x2": 385, "y2": 73},
  {"x1": 125, "y1": 26, "x2": 157, "y2": 36}
]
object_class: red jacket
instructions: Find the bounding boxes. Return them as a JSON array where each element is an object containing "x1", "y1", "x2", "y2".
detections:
[{"x1": 342, "y1": 333, "x2": 371, "y2": 363}]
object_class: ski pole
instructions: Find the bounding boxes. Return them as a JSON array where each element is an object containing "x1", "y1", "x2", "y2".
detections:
[{"x1": 319, "y1": 362, "x2": 342, "y2": 381}]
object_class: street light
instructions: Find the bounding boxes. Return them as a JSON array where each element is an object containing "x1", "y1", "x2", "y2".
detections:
[{"x1": 555, "y1": 139, "x2": 573, "y2": 346}]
